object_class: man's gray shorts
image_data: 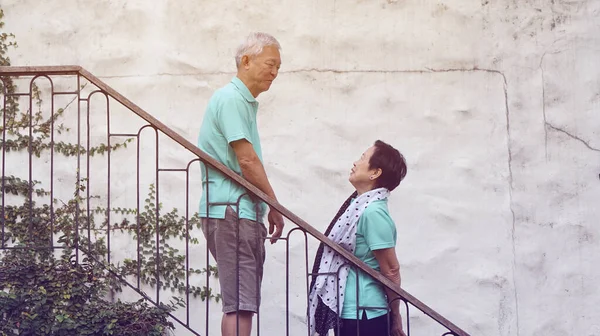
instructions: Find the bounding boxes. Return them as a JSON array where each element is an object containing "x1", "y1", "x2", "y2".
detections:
[{"x1": 201, "y1": 206, "x2": 267, "y2": 314}]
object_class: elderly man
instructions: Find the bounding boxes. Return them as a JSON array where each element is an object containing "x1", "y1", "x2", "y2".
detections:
[{"x1": 197, "y1": 32, "x2": 284, "y2": 336}]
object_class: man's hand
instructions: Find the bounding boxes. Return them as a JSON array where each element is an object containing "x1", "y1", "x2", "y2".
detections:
[
  {"x1": 267, "y1": 208, "x2": 284, "y2": 244},
  {"x1": 390, "y1": 312, "x2": 407, "y2": 336}
]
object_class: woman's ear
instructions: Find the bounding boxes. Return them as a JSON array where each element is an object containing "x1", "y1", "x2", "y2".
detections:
[{"x1": 370, "y1": 168, "x2": 382, "y2": 180}]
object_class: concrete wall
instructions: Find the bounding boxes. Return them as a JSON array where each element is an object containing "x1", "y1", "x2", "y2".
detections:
[{"x1": 3, "y1": 0, "x2": 600, "y2": 335}]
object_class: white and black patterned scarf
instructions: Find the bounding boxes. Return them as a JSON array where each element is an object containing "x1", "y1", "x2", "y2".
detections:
[{"x1": 308, "y1": 188, "x2": 390, "y2": 336}]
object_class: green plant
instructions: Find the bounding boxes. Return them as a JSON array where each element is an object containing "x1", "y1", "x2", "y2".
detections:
[
  {"x1": 110, "y1": 184, "x2": 221, "y2": 301},
  {"x1": 0, "y1": 255, "x2": 176, "y2": 336},
  {"x1": 0, "y1": 7, "x2": 217, "y2": 335},
  {"x1": 0, "y1": 8, "x2": 17, "y2": 67}
]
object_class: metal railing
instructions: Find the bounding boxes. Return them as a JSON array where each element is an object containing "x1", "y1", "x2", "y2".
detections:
[{"x1": 0, "y1": 66, "x2": 470, "y2": 336}]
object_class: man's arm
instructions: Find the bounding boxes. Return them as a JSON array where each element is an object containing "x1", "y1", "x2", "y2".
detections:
[
  {"x1": 230, "y1": 139, "x2": 284, "y2": 243},
  {"x1": 373, "y1": 248, "x2": 406, "y2": 336},
  {"x1": 231, "y1": 139, "x2": 276, "y2": 199}
]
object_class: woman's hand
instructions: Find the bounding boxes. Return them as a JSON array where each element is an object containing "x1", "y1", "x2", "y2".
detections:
[{"x1": 390, "y1": 312, "x2": 407, "y2": 336}]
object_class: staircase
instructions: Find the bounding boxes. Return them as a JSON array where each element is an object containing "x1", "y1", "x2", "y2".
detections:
[{"x1": 0, "y1": 66, "x2": 470, "y2": 336}]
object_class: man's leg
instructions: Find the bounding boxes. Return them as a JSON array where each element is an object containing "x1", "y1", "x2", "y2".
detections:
[
  {"x1": 213, "y1": 207, "x2": 267, "y2": 336},
  {"x1": 222, "y1": 311, "x2": 253, "y2": 336}
]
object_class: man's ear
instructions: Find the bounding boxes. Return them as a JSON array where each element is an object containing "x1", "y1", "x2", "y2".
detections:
[{"x1": 241, "y1": 55, "x2": 251, "y2": 69}]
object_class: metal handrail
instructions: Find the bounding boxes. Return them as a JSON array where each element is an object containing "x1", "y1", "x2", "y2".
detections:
[{"x1": 0, "y1": 65, "x2": 470, "y2": 336}]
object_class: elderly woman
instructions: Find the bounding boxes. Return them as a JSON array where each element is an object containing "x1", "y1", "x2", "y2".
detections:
[{"x1": 308, "y1": 140, "x2": 408, "y2": 336}]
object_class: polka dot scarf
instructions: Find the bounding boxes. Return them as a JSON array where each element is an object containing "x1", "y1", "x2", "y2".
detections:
[{"x1": 308, "y1": 188, "x2": 390, "y2": 335}]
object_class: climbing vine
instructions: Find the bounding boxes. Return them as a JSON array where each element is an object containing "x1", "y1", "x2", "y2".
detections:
[{"x1": 0, "y1": 7, "x2": 217, "y2": 335}]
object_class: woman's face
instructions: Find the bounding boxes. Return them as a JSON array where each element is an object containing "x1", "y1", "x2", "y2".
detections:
[{"x1": 349, "y1": 146, "x2": 379, "y2": 186}]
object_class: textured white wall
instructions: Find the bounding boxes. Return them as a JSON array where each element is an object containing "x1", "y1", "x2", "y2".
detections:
[{"x1": 3, "y1": 0, "x2": 600, "y2": 335}]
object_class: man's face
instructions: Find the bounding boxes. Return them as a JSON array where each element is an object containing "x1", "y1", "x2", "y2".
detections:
[{"x1": 245, "y1": 45, "x2": 281, "y2": 94}]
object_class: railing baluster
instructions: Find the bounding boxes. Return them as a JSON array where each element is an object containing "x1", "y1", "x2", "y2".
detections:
[
  {"x1": 405, "y1": 299, "x2": 411, "y2": 336},
  {"x1": 154, "y1": 127, "x2": 160, "y2": 304},
  {"x1": 136, "y1": 131, "x2": 141, "y2": 289},
  {"x1": 87, "y1": 90, "x2": 109, "y2": 260},
  {"x1": 137, "y1": 125, "x2": 153, "y2": 290},
  {"x1": 75, "y1": 74, "x2": 80, "y2": 263},
  {"x1": 355, "y1": 265, "x2": 360, "y2": 336},
  {"x1": 286, "y1": 229, "x2": 291, "y2": 336},
  {"x1": 84, "y1": 75, "x2": 91, "y2": 256},
  {"x1": 185, "y1": 160, "x2": 195, "y2": 327},
  {"x1": 99, "y1": 90, "x2": 112, "y2": 265},
  {"x1": 303, "y1": 230, "x2": 310, "y2": 336},
  {"x1": 204, "y1": 163, "x2": 210, "y2": 336},
  {"x1": 255, "y1": 201, "x2": 261, "y2": 336},
  {"x1": 1, "y1": 78, "x2": 7, "y2": 249},
  {"x1": 235, "y1": 195, "x2": 244, "y2": 336},
  {"x1": 106, "y1": 92, "x2": 111, "y2": 266},
  {"x1": 50, "y1": 76, "x2": 57, "y2": 249},
  {"x1": 27, "y1": 77, "x2": 34, "y2": 245}
]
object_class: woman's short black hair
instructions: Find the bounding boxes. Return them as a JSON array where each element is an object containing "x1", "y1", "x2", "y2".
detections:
[{"x1": 369, "y1": 140, "x2": 407, "y2": 191}]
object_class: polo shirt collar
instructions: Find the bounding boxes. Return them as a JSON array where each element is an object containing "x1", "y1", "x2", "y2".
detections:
[{"x1": 231, "y1": 77, "x2": 257, "y2": 103}]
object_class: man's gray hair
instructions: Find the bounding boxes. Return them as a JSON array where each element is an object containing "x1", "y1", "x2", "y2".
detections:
[{"x1": 235, "y1": 32, "x2": 281, "y2": 68}]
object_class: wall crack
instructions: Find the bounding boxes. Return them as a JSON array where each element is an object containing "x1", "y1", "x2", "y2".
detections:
[
  {"x1": 545, "y1": 123, "x2": 600, "y2": 152},
  {"x1": 497, "y1": 69, "x2": 521, "y2": 336},
  {"x1": 540, "y1": 52, "x2": 549, "y2": 160},
  {"x1": 97, "y1": 66, "x2": 509, "y2": 78},
  {"x1": 539, "y1": 51, "x2": 600, "y2": 154}
]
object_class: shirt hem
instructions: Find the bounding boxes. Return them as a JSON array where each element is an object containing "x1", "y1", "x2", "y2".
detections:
[
  {"x1": 368, "y1": 242, "x2": 395, "y2": 250},
  {"x1": 340, "y1": 308, "x2": 388, "y2": 320}
]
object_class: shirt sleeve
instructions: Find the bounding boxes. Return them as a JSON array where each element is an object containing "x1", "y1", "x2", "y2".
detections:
[
  {"x1": 216, "y1": 97, "x2": 253, "y2": 144},
  {"x1": 359, "y1": 205, "x2": 397, "y2": 251}
]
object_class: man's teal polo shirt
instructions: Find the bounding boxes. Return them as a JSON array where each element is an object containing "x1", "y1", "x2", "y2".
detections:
[{"x1": 197, "y1": 77, "x2": 267, "y2": 222}]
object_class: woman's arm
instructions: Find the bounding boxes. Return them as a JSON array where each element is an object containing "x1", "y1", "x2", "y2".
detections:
[
  {"x1": 373, "y1": 248, "x2": 406, "y2": 336},
  {"x1": 373, "y1": 248, "x2": 401, "y2": 312}
]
